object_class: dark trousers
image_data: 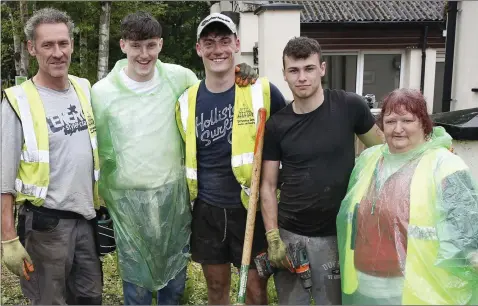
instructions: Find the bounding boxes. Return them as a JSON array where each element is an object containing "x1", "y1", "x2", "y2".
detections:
[{"x1": 18, "y1": 204, "x2": 102, "y2": 305}]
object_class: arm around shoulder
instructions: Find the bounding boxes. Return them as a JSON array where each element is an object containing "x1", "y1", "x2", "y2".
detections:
[
  {"x1": 357, "y1": 124, "x2": 384, "y2": 148},
  {"x1": 185, "y1": 68, "x2": 199, "y2": 88},
  {"x1": 346, "y1": 92, "x2": 383, "y2": 147}
]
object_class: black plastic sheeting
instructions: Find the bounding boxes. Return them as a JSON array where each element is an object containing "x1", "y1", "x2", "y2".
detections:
[{"x1": 431, "y1": 108, "x2": 478, "y2": 140}]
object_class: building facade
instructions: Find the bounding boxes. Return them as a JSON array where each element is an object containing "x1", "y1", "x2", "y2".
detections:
[{"x1": 211, "y1": 0, "x2": 478, "y2": 113}]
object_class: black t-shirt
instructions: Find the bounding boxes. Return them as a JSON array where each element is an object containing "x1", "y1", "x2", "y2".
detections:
[
  {"x1": 196, "y1": 80, "x2": 286, "y2": 208},
  {"x1": 262, "y1": 89, "x2": 376, "y2": 236}
]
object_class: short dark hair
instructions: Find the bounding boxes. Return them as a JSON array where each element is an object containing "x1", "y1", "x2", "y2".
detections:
[
  {"x1": 121, "y1": 11, "x2": 162, "y2": 41},
  {"x1": 199, "y1": 22, "x2": 234, "y2": 40},
  {"x1": 282, "y1": 37, "x2": 322, "y2": 68}
]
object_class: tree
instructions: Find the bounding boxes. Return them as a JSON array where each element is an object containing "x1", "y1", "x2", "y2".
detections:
[
  {"x1": 97, "y1": 1, "x2": 111, "y2": 80},
  {"x1": 19, "y1": 0, "x2": 30, "y2": 76},
  {"x1": 1, "y1": 3, "x2": 16, "y2": 87},
  {"x1": 6, "y1": 2, "x2": 22, "y2": 77},
  {"x1": 1, "y1": 1, "x2": 211, "y2": 86}
]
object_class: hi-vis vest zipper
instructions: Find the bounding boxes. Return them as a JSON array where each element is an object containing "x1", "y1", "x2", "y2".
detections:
[
  {"x1": 4, "y1": 75, "x2": 100, "y2": 209},
  {"x1": 175, "y1": 77, "x2": 271, "y2": 209},
  {"x1": 340, "y1": 147, "x2": 474, "y2": 305}
]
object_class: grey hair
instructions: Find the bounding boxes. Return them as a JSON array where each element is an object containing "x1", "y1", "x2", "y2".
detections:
[{"x1": 24, "y1": 8, "x2": 74, "y2": 41}]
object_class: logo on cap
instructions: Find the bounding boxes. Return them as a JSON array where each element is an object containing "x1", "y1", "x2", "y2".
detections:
[{"x1": 201, "y1": 14, "x2": 233, "y2": 27}]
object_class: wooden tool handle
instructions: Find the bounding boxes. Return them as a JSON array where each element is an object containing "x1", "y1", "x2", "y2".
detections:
[
  {"x1": 237, "y1": 108, "x2": 267, "y2": 305},
  {"x1": 242, "y1": 108, "x2": 267, "y2": 263}
]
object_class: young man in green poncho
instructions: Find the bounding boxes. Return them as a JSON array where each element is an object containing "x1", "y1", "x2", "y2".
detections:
[{"x1": 91, "y1": 11, "x2": 256, "y2": 305}]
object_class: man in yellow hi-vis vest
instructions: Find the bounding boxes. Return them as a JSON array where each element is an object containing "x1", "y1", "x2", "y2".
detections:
[
  {"x1": 1, "y1": 8, "x2": 102, "y2": 305},
  {"x1": 176, "y1": 13, "x2": 286, "y2": 305}
]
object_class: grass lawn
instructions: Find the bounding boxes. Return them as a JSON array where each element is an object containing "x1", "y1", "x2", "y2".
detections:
[{"x1": 1, "y1": 252, "x2": 278, "y2": 305}]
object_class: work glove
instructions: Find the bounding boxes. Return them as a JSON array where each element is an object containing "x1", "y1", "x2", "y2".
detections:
[
  {"x1": 265, "y1": 228, "x2": 290, "y2": 269},
  {"x1": 235, "y1": 62, "x2": 258, "y2": 87},
  {"x1": 1, "y1": 236, "x2": 34, "y2": 280}
]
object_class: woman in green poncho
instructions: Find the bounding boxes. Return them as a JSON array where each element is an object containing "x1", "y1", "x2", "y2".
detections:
[{"x1": 337, "y1": 88, "x2": 478, "y2": 305}]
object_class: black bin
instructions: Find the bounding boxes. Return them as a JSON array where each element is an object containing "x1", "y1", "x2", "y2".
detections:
[{"x1": 431, "y1": 108, "x2": 478, "y2": 140}]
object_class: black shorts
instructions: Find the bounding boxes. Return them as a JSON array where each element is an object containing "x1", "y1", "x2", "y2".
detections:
[{"x1": 191, "y1": 199, "x2": 267, "y2": 268}]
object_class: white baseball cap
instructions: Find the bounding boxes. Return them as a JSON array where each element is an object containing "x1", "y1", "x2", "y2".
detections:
[{"x1": 197, "y1": 13, "x2": 237, "y2": 41}]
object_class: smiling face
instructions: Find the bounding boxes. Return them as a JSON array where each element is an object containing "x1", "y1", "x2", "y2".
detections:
[
  {"x1": 120, "y1": 37, "x2": 163, "y2": 82},
  {"x1": 196, "y1": 24, "x2": 239, "y2": 75},
  {"x1": 28, "y1": 22, "x2": 73, "y2": 80},
  {"x1": 383, "y1": 107, "x2": 426, "y2": 153},
  {"x1": 283, "y1": 53, "x2": 325, "y2": 100}
]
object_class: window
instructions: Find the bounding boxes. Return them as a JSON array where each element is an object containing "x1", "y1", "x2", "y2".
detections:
[
  {"x1": 323, "y1": 51, "x2": 404, "y2": 106},
  {"x1": 361, "y1": 54, "x2": 402, "y2": 103},
  {"x1": 322, "y1": 55, "x2": 357, "y2": 92}
]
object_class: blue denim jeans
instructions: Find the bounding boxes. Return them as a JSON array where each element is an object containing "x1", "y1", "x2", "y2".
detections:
[{"x1": 123, "y1": 266, "x2": 187, "y2": 305}]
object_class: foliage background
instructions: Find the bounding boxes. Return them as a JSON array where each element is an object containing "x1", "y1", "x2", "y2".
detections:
[{"x1": 0, "y1": 1, "x2": 210, "y2": 87}]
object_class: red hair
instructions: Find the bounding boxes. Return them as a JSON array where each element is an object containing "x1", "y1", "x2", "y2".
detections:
[{"x1": 377, "y1": 88, "x2": 433, "y2": 135}]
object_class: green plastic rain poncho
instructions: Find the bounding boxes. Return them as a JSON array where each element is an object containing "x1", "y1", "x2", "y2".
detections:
[
  {"x1": 91, "y1": 59, "x2": 198, "y2": 290},
  {"x1": 337, "y1": 127, "x2": 478, "y2": 305}
]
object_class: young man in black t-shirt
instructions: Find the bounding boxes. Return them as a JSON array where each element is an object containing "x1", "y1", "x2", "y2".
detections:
[{"x1": 260, "y1": 37, "x2": 383, "y2": 304}]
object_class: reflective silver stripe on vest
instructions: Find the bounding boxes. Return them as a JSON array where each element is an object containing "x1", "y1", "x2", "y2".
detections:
[
  {"x1": 408, "y1": 225, "x2": 438, "y2": 240},
  {"x1": 20, "y1": 150, "x2": 49, "y2": 163},
  {"x1": 91, "y1": 136, "x2": 98, "y2": 151},
  {"x1": 178, "y1": 90, "x2": 189, "y2": 133},
  {"x1": 231, "y1": 152, "x2": 254, "y2": 167},
  {"x1": 241, "y1": 184, "x2": 251, "y2": 196},
  {"x1": 186, "y1": 167, "x2": 197, "y2": 180},
  {"x1": 11, "y1": 86, "x2": 45, "y2": 164},
  {"x1": 250, "y1": 79, "x2": 264, "y2": 126},
  {"x1": 94, "y1": 170, "x2": 100, "y2": 181},
  {"x1": 15, "y1": 178, "x2": 47, "y2": 199}
]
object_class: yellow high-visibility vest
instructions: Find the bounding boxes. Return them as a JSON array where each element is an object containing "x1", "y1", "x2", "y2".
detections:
[
  {"x1": 340, "y1": 147, "x2": 475, "y2": 304},
  {"x1": 175, "y1": 78, "x2": 271, "y2": 209},
  {"x1": 4, "y1": 75, "x2": 100, "y2": 209}
]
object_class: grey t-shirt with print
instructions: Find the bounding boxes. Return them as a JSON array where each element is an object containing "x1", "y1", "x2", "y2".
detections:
[{"x1": 1, "y1": 83, "x2": 96, "y2": 220}]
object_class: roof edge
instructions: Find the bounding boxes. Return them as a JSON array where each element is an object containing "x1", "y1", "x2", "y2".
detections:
[
  {"x1": 254, "y1": 3, "x2": 304, "y2": 15},
  {"x1": 301, "y1": 20, "x2": 445, "y2": 26}
]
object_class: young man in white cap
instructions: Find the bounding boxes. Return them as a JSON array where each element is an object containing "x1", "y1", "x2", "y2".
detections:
[{"x1": 176, "y1": 13, "x2": 287, "y2": 304}]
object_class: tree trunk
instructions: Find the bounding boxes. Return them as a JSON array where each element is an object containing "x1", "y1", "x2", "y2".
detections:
[
  {"x1": 19, "y1": 0, "x2": 29, "y2": 76},
  {"x1": 7, "y1": 3, "x2": 22, "y2": 76},
  {"x1": 97, "y1": 1, "x2": 111, "y2": 81},
  {"x1": 80, "y1": 29, "x2": 88, "y2": 76}
]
